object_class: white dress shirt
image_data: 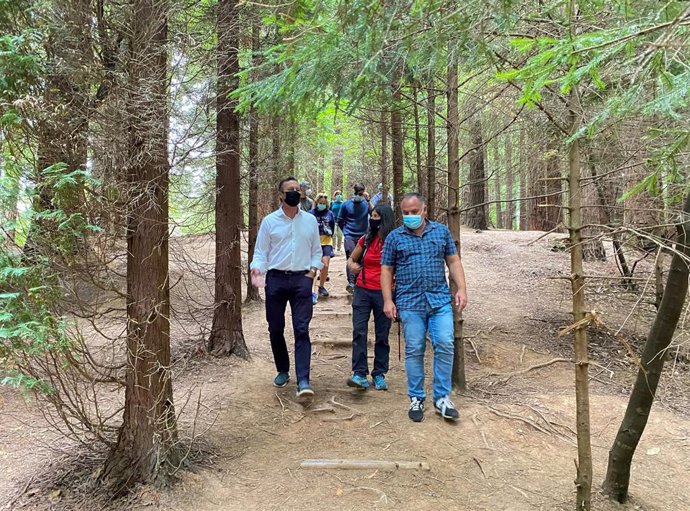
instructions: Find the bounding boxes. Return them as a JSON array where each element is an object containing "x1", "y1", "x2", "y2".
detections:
[{"x1": 250, "y1": 207, "x2": 323, "y2": 273}]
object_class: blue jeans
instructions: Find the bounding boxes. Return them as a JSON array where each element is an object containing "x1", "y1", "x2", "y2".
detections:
[{"x1": 399, "y1": 303, "x2": 454, "y2": 401}]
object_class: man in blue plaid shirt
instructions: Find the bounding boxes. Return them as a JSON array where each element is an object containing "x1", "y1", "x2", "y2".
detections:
[{"x1": 381, "y1": 192, "x2": 468, "y2": 422}]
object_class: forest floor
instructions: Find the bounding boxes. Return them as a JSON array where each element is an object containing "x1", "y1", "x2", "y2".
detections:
[{"x1": 1, "y1": 228, "x2": 690, "y2": 510}]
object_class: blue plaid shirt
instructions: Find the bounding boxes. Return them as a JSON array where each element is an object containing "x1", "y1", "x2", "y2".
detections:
[{"x1": 381, "y1": 221, "x2": 458, "y2": 311}]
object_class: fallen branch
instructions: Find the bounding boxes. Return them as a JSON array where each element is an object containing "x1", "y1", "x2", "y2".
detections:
[
  {"x1": 486, "y1": 358, "x2": 570, "y2": 385},
  {"x1": 300, "y1": 459, "x2": 431, "y2": 471},
  {"x1": 468, "y1": 338, "x2": 482, "y2": 364},
  {"x1": 486, "y1": 406, "x2": 552, "y2": 435},
  {"x1": 321, "y1": 413, "x2": 356, "y2": 422},
  {"x1": 329, "y1": 396, "x2": 363, "y2": 415}
]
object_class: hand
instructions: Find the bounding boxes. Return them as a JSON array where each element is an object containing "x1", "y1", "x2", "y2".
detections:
[
  {"x1": 250, "y1": 268, "x2": 261, "y2": 278},
  {"x1": 347, "y1": 260, "x2": 362, "y2": 275},
  {"x1": 306, "y1": 270, "x2": 316, "y2": 279},
  {"x1": 384, "y1": 300, "x2": 397, "y2": 321},
  {"x1": 454, "y1": 289, "x2": 468, "y2": 312}
]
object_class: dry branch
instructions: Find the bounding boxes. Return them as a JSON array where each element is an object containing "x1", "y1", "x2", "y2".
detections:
[{"x1": 300, "y1": 459, "x2": 431, "y2": 471}]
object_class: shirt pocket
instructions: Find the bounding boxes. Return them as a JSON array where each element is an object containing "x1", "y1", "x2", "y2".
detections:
[{"x1": 429, "y1": 238, "x2": 447, "y2": 259}]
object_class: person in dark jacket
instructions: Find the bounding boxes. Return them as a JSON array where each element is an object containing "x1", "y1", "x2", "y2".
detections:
[
  {"x1": 337, "y1": 183, "x2": 370, "y2": 293},
  {"x1": 330, "y1": 190, "x2": 344, "y2": 252},
  {"x1": 309, "y1": 193, "x2": 336, "y2": 302}
]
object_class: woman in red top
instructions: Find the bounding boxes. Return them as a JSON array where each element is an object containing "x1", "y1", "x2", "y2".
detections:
[{"x1": 346, "y1": 203, "x2": 395, "y2": 390}]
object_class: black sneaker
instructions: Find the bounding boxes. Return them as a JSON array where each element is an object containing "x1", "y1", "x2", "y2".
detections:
[
  {"x1": 434, "y1": 396, "x2": 460, "y2": 420},
  {"x1": 318, "y1": 286, "x2": 330, "y2": 297},
  {"x1": 408, "y1": 397, "x2": 425, "y2": 422}
]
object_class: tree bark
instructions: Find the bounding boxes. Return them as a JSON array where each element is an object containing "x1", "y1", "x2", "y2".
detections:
[
  {"x1": 603, "y1": 193, "x2": 690, "y2": 502},
  {"x1": 447, "y1": 54, "x2": 465, "y2": 392},
  {"x1": 332, "y1": 124, "x2": 344, "y2": 193},
  {"x1": 380, "y1": 109, "x2": 388, "y2": 202},
  {"x1": 464, "y1": 109, "x2": 488, "y2": 230},
  {"x1": 426, "y1": 85, "x2": 436, "y2": 219},
  {"x1": 519, "y1": 126, "x2": 527, "y2": 230},
  {"x1": 208, "y1": 0, "x2": 250, "y2": 358},
  {"x1": 568, "y1": 87, "x2": 592, "y2": 511},
  {"x1": 102, "y1": 0, "x2": 180, "y2": 490},
  {"x1": 505, "y1": 131, "x2": 514, "y2": 229},
  {"x1": 245, "y1": 19, "x2": 261, "y2": 303},
  {"x1": 493, "y1": 140, "x2": 503, "y2": 229},
  {"x1": 391, "y1": 76, "x2": 404, "y2": 223},
  {"x1": 413, "y1": 84, "x2": 424, "y2": 195},
  {"x1": 529, "y1": 141, "x2": 562, "y2": 231}
]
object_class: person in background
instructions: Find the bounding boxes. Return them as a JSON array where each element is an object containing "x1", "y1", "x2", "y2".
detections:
[
  {"x1": 299, "y1": 180, "x2": 314, "y2": 212},
  {"x1": 337, "y1": 183, "x2": 370, "y2": 294},
  {"x1": 309, "y1": 193, "x2": 335, "y2": 303},
  {"x1": 250, "y1": 177, "x2": 323, "y2": 398},
  {"x1": 381, "y1": 192, "x2": 468, "y2": 423},
  {"x1": 371, "y1": 183, "x2": 394, "y2": 209},
  {"x1": 330, "y1": 190, "x2": 344, "y2": 253},
  {"x1": 346, "y1": 203, "x2": 396, "y2": 391}
]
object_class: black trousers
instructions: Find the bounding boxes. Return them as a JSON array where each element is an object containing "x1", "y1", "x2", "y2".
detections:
[
  {"x1": 265, "y1": 270, "x2": 314, "y2": 382},
  {"x1": 344, "y1": 236, "x2": 359, "y2": 286},
  {"x1": 351, "y1": 286, "x2": 391, "y2": 377}
]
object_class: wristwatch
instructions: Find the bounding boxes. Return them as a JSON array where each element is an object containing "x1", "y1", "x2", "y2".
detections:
[{"x1": 308, "y1": 266, "x2": 318, "y2": 277}]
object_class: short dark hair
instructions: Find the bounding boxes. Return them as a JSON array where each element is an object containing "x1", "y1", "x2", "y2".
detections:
[
  {"x1": 401, "y1": 192, "x2": 426, "y2": 205},
  {"x1": 353, "y1": 183, "x2": 365, "y2": 194},
  {"x1": 278, "y1": 176, "x2": 298, "y2": 192}
]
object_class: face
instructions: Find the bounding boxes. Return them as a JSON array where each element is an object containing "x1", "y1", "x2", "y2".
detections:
[
  {"x1": 281, "y1": 180, "x2": 300, "y2": 198},
  {"x1": 317, "y1": 197, "x2": 328, "y2": 207},
  {"x1": 371, "y1": 210, "x2": 381, "y2": 220},
  {"x1": 401, "y1": 197, "x2": 426, "y2": 217}
]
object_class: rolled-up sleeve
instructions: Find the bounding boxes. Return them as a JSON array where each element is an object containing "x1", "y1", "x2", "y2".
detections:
[{"x1": 250, "y1": 217, "x2": 270, "y2": 273}]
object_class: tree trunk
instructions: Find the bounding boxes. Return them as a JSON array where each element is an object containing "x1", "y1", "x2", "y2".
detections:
[
  {"x1": 568, "y1": 87, "x2": 592, "y2": 511},
  {"x1": 447, "y1": 54, "x2": 465, "y2": 392},
  {"x1": 380, "y1": 109, "x2": 388, "y2": 202},
  {"x1": 603, "y1": 192, "x2": 690, "y2": 501},
  {"x1": 519, "y1": 127, "x2": 527, "y2": 230},
  {"x1": 245, "y1": 20, "x2": 261, "y2": 303},
  {"x1": 413, "y1": 85, "x2": 424, "y2": 195},
  {"x1": 493, "y1": 140, "x2": 503, "y2": 229},
  {"x1": 464, "y1": 110, "x2": 488, "y2": 230},
  {"x1": 208, "y1": 0, "x2": 250, "y2": 358},
  {"x1": 529, "y1": 141, "x2": 562, "y2": 232},
  {"x1": 391, "y1": 77, "x2": 404, "y2": 223},
  {"x1": 271, "y1": 115, "x2": 281, "y2": 208},
  {"x1": 505, "y1": 131, "x2": 514, "y2": 229},
  {"x1": 332, "y1": 124, "x2": 344, "y2": 193},
  {"x1": 101, "y1": 0, "x2": 180, "y2": 490},
  {"x1": 426, "y1": 85, "x2": 436, "y2": 219}
]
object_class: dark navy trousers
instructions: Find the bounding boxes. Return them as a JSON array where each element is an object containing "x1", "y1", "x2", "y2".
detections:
[
  {"x1": 351, "y1": 286, "x2": 391, "y2": 377},
  {"x1": 265, "y1": 270, "x2": 314, "y2": 383}
]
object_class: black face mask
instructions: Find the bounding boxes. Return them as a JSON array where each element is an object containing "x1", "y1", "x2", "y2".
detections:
[
  {"x1": 284, "y1": 191, "x2": 300, "y2": 207},
  {"x1": 369, "y1": 219, "x2": 381, "y2": 233}
]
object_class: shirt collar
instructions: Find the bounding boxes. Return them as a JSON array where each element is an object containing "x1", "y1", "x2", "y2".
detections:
[{"x1": 277, "y1": 206, "x2": 302, "y2": 219}]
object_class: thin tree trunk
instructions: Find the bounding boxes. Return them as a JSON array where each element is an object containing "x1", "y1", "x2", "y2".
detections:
[
  {"x1": 332, "y1": 124, "x2": 344, "y2": 193},
  {"x1": 391, "y1": 76, "x2": 404, "y2": 223},
  {"x1": 286, "y1": 116, "x2": 296, "y2": 175},
  {"x1": 245, "y1": 20, "x2": 261, "y2": 303},
  {"x1": 271, "y1": 115, "x2": 281, "y2": 208},
  {"x1": 568, "y1": 87, "x2": 592, "y2": 511},
  {"x1": 413, "y1": 84, "x2": 424, "y2": 195},
  {"x1": 529, "y1": 142, "x2": 562, "y2": 231},
  {"x1": 208, "y1": 0, "x2": 249, "y2": 358},
  {"x1": 493, "y1": 140, "x2": 503, "y2": 229},
  {"x1": 426, "y1": 85, "x2": 436, "y2": 219},
  {"x1": 505, "y1": 132, "x2": 514, "y2": 229},
  {"x1": 380, "y1": 110, "x2": 388, "y2": 202},
  {"x1": 519, "y1": 126, "x2": 527, "y2": 230},
  {"x1": 447, "y1": 54, "x2": 465, "y2": 392},
  {"x1": 102, "y1": 0, "x2": 179, "y2": 489},
  {"x1": 603, "y1": 192, "x2": 690, "y2": 501}
]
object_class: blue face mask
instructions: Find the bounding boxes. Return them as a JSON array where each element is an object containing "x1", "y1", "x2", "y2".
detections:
[
  {"x1": 403, "y1": 214, "x2": 423, "y2": 230},
  {"x1": 335, "y1": 195, "x2": 343, "y2": 201},
  {"x1": 317, "y1": 203, "x2": 327, "y2": 211}
]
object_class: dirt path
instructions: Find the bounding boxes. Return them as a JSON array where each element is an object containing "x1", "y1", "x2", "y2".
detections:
[{"x1": 2, "y1": 229, "x2": 689, "y2": 510}]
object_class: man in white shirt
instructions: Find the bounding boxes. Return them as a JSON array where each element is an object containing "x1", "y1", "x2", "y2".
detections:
[{"x1": 250, "y1": 177, "x2": 323, "y2": 398}]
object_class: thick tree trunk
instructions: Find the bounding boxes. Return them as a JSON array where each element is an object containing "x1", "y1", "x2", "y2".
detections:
[
  {"x1": 603, "y1": 193, "x2": 690, "y2": 502},
  {"x1": 493, "y1": 140, "x2": 503, "y2": 229},
  {"x1": 568, "y1": 88, "x2": 592, "y2": 511},
  {"x1": 505, "y1": 132, "x2": 514, "y2": 229},
  {"x1": 102, "y1": 0, "x2": 180, "y2": 490},
  {"x1": 209, "y1": 0, "x2": 249, "y2": 358},
  {"x1": 464, "y1": 111, "x2": 488, "y2": 230},
  {"x1": 271, "y1": 115, "x2": 281, "y2": 208},
  {"x1": 529, "y1": 141, "x2": 562, "y2": 232},
  {"x1": 391, "y1": 77, "x2": 404, "y2": 223},
  {"x1": 426, "y1": 85, "x2": 436, "y2": 219},
  {"x1": 245, "y1": 21, "x2": 261, "y2": 303},
  {"x1": 447, "y1": 55, "x2": 465, "y2": 392}
]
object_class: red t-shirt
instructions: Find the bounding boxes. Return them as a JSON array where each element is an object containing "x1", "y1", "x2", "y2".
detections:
[{"x1": 356, "y1": 235, "x2": 384, "y2": 290}]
